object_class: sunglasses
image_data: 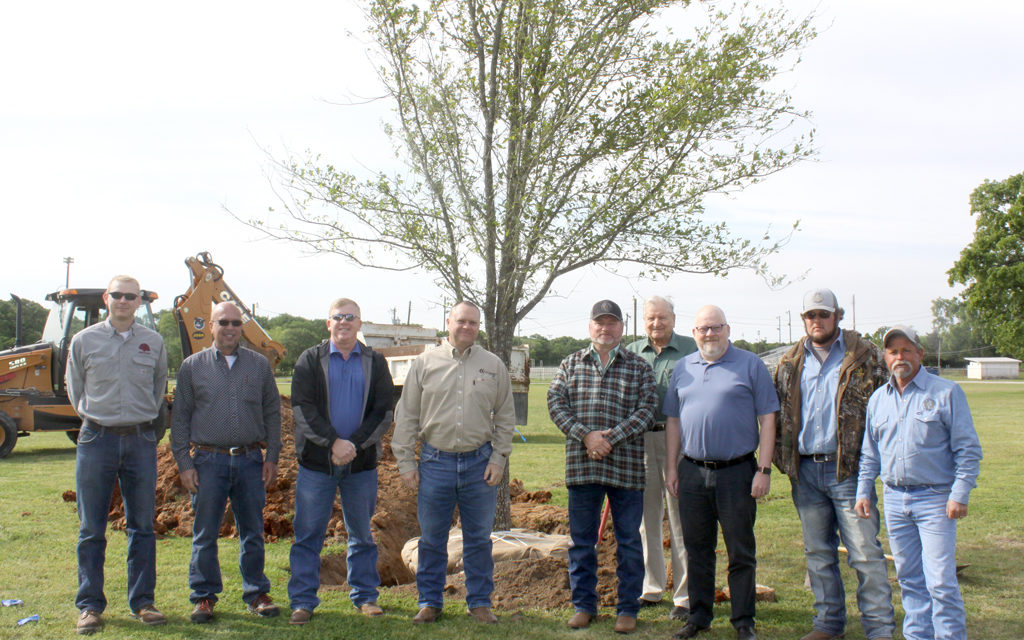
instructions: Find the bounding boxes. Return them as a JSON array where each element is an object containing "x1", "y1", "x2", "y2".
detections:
[
  {"x1": 803, "y1": 311, "x2": 832, "y2": 320},
  {"x1": 107, "y1": 292, "x2": 138, "y2": 301},
  {"x1": 217, "y1": 319, "x2": 243, "y2": 327},
  {"x1": 330, "y1": 313, "x2": 359, "y2": 322}
]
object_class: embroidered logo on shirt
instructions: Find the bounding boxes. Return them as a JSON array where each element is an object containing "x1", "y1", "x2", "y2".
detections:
[
  {"x1": 139, "y1": 343, "x2": 151, "y2": 353},
  {"x1": 923, "y1": 398, "x2": 935, "y2": 410}
]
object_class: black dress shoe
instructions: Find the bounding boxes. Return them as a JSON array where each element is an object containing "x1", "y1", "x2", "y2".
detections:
[
  {"x1": 673, "y1": 622, "x2": 710, "y2": 639},
  {"x1": 736, "y1": 625, "x2": 757, "y2": 640},
  {"x1": 670, "y1": 605, "x2": 689, "y2": 621}
]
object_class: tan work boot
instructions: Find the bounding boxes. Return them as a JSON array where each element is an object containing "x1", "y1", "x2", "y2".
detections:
[
  {"x1": 614, "y1": 615, "x2": 637, "y2": 634},
  {"x1": 799, "y1": 631, "x2": 844, "y2": 640},
  {"x1": 360, "y1": 602, "x2": 384, "y2": 617},
  {"x1": 412, "y1": 606, "x2": 442, "y2": 623},
  {"x1": 76, "y1": 610, "x2": 102, "y2": 635},
  {"x1": 568, "y1": 611, "x2": 594, "y2": 629},
  {"x1": 468, "y1": 606, "x2": 498, "y2": 623},
  {"x1": 131, "y1": 605, "x2": 166, "y2": 626}
]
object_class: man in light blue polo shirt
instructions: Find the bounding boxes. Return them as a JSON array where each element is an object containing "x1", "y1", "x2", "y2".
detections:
[
  {"x1": 856, "y1": 325, "x2": 981, "y2": 640},
  {"x1": 665, "y1": 305, "x2": 778, "y2": 640}
]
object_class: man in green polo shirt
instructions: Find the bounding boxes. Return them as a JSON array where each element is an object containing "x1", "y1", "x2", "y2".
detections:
[{"x1": 625, "y1": 295, "x2": 695, "y2": 621}]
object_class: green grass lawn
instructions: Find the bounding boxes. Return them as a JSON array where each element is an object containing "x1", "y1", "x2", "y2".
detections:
[{"x1": 1, "y1": 381, "x2": 1020, "y2": 638}]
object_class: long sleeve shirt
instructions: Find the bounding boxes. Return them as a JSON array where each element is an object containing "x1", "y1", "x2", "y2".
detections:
[
  {"x1": 624, "y1": 332, "x2": 696, "y2": 421},
  {"x1": 65, "y1": 319, "x2": 167, "y2": 427},
  {"x1": 858, "y1": 368, "x2": 982, "y2": 505},
  {"x1": 392, "y1": 342, "x2": 516, "y2": 474},
  {"x1": 171, "y1": 346, "x2": 281, "y2": 472},
  {"x1": 547, "y1": 346, "x2": 657, "y2": 490}
]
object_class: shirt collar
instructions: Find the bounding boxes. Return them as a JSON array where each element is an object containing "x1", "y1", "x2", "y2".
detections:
[
  {"x1": 803, "y1": 329, "x2": 845, "y2": 356},
  {"x1": 330, "y1": 340, "x2": 362, "y2": 357},
  {"x1": 641, "y1": 332, "x2": 685, "y2": 353},
  {"x1": 885, "y1": 365, "x2": 928, "y2": 394},
  {"x1": 689, "y1": 341, "x2": 732, "y2": 364},
  {"x1": 588, "y1": 343, "x2": 620, "y2": 362},
  {"x1": 103, "y1": 318, "x2": 134, "y2": 337}
]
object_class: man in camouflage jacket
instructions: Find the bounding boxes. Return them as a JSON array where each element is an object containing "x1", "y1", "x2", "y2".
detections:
[{"x1": 772, "y1": 289, "x2": 894, "y2": 640}]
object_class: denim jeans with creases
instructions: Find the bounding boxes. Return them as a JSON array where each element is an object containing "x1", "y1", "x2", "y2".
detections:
[
  {"x1": 884, "y1": 484, "x2": 965, "y2": 640},
  {"x1": 75, "y1": 425, "x2": 158, "y2": 613},
  {"x1": 568, "y1": 483, "x2": 644, "y2": 617},
  {"x1": 289, "y1": 464, "x2": 380, "y2": 611},
  {"x1": 416, "y1": 442, "x2": 496, "y2": 610},
  {"x1": 792, "y1": 458, "x2": 895, "y2": 639},
  {"x1": 189, "y1": 447, "x2": 270, "y2": 605}
]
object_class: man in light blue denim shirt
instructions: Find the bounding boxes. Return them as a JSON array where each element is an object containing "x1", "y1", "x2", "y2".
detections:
[{"x1": 856, "y1": 325, "x2": 982, "y2": 640}]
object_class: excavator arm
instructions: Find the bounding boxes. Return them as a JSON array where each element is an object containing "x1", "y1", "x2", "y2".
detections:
[{"x1": 172, "y1": 252, "x2": 286, "y2": 369}]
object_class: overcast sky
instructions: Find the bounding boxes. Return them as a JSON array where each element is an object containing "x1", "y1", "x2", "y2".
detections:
[{"x1": 3, "y1": 0, "x2": 1022, "y2": 344}]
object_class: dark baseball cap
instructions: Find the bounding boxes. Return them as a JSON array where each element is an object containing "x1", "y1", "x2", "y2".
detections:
[{"x1": 590, "y1": 300, "x2": 623, "y2": 321}]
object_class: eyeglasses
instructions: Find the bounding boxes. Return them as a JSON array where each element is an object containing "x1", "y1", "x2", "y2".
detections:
[
  {"x1": 217, "y1": 319, "x2": 243, "y2": 327},
  {"x1": 803, "y1": 311, "x2": 832, "y2": 320},
  {"x1": 330, "y1": 313, "x2": 360, "y2": 323},
  {"x1": 695, "y1": 324, "x2": 726, "y2": 335},
  {"x1": 107, "y1": 292, "x2": 138, "y2": 301}
]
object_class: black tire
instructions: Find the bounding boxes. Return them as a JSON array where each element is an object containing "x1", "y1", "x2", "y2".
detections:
[
  {"x1": 67, "y1": 430, "x2": 80, "y2": 444},
  {"x1": 0, "y1": 411, "x2": 17, "y2": 458}
]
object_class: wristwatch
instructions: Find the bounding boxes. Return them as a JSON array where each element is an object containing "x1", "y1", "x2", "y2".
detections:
[{"x1": 756, "y1": 465, "x2": 771, "y2": 475}]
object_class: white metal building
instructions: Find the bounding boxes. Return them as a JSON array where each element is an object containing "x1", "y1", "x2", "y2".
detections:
[{"x1": 965, "y1": 357, "x2": 1021, "y2": 380}]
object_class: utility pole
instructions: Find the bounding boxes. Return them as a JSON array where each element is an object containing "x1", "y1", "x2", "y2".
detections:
[
  {"x1": 851, "y1": 294, "x2": 856, "y2": 332},
  {"x1": 407, "y1": 301, "x2": 412, "y2": 325},
  {"x1": 63, "y1": 256, "x2": 74, "y2": 288},
  {"x1": 787, "y1": 310, "x2": 792, "y2": 343},
  {"x1": 632, "y1": 297, "x2": 638, "y2": 342},
  {"x1": 776, "y1": 315, "x2": 782, "y2": 343}
]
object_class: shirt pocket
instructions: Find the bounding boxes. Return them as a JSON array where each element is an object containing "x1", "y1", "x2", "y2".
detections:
[
  {"x1": 910, "y1": 408, "x2": 947, "y2": 450},
  {"x1": 131, "y1": 353, "x2": 158, "y2": 383}
]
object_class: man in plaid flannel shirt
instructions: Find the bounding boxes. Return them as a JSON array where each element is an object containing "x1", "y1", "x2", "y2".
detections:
[{"x1": 548, "y1": 299, "x2": 658, "y2": 635}]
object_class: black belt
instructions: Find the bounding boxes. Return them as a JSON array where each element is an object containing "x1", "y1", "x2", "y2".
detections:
[
  {"x1": 800, "y1": 453, "x2": 837, "y2": 463},
  {"x1": 84, "y1": 420, "x2": 151, "y2": 434},
  {"x1": 650, "y1": 422, "x2": 666, "y2": 432},
  {"x1": 192, "y1": 443, "x2": 262, "y2": 456},
  {"x1": 683, "y1": 451, "x2": 754, "y2": 470}
]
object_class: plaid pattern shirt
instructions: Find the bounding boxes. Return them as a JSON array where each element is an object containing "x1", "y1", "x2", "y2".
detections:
[{"x1": 547, "y1": 346, "x2": 657, "y2": 490}]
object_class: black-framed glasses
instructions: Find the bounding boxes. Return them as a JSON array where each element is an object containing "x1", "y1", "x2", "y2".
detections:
[
  {"x1": 217, "y1": 319, "x2": 243, "y2": 327},
  {"x1": 695, "y1": 324, "x2": 726, "y2": 335},
  {"x1": 330, "y1": 313, "x2": 360, "y2": 322},
  {"x1": 107, "y1": 292, "x2": 138, "y2": 301},
  {"x1": 803, "y1": 311, "x2": 832, "y2": 320}
]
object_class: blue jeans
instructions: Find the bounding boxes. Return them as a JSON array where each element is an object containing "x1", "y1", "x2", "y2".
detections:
[
  {"x1": 416, "y1": 442, "x2": 496, "y2": 610},
  {"x1": 883, "y1": 485, "x2": 965, "y2": 640},
  {"x1": 75, "y1": 425, "x2": 157, "y2": 613},
  {"x1": 289, "y1": 464, "x2": 380, "y2": 610},
  {"x1": 567, "y1": 483, "x2": 644, "y2": 617},
  {"x1": 189, "y1": 448, "x2": 270, "y2": 605},
  {"x1": 677, "y1": 457, "x2": 757, "y2": 630},
  {"x1": 792, "y1": 458, "x2": 895, "y2": 639}
]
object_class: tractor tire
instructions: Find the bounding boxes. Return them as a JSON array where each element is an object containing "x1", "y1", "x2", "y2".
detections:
[
  {"x1": 67, "y1": 430, "x2": 80, "y2": 444},
  {"x1": 0, "y1": 411, "x2": 17, "y2": 458}
]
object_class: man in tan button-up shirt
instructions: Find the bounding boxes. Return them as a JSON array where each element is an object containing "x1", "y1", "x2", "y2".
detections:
[{"x1": 392, "y1": 301, "x2": 515, "y2": 625}]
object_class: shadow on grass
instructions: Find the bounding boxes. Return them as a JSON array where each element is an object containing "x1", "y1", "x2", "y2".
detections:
[
  {"x1": 3, "y1": 443, "x2": 78, "y2": 462},
  {"x1": 513, "y1": 434, "x2": 567, "y2": 445}
]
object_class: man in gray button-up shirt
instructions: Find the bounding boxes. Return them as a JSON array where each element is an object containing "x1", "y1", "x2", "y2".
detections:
[
  {"x1": 171, "y1": 301, "x2": 282, "y2": 623},
  {"x1": 67, "y1": 274, "x2": 168, "y2": 634}
]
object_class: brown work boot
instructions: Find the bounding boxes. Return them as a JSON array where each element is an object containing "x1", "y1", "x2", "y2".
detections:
[
  {"x1": 360, "y1": 602, "x2": 384, "y2": 617},
  {"x1": 76, "y1": 610, "x2": 102, "y2": 635},
  {"x1": 190, "y1": 598, "x2": 214, "y2": 623},
  {"x1": 615, "y1": 615, "x2": 637, "y2": 634},
  {"x1": 412, "y1": 606, "x2": 442, "y2": 623},
  {"x1": 799, "y1": 631, "x2": 843, "y2": 640},
  {"x1": 247, "y1": 593, "x2": 279, "y2": 618},
  {"x1": 131, "y1": 605, "x2": 167, "y2": 626},
  {"x1": 289, "y1": 608, "x2": 313, "y2": 625},
  {"x1": 468, "y1": 606, "x2": 498, "y2": 623},
  {"x1": 568, "y1": 611, "x2": 594, "y2": 629}
]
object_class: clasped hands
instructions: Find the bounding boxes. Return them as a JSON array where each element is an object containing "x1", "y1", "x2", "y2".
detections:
[{"x1": 583, "y1": 430, "x2": 612, "y2": 461}]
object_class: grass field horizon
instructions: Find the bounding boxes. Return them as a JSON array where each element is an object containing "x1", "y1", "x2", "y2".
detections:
[{"x1": 1, "y1": 380, "x2": 1020, "y2": 638}]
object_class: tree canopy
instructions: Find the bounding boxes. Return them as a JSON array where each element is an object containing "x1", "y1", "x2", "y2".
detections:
[
  {"x1": 0, "y1": 297, "x2": 48, "y2": 350},
  {"x1": 948, "y1": 172, "x2": 1024, "y2": 359},
  {"x1": 246, "y1": 0, "x2": 815, "y2": 363}
]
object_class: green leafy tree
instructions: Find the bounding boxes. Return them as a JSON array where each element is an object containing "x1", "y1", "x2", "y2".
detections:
[
  {"x1": 247, "y1": 0, "x2": 815, "y2": 366},
  {"x1": 156, "y1": 310, "x2": 184, "y2": 374},
  {"x1": 0, "y1": 297, "x2": 48, "y2": 349},
  {"x1": 930, "y1": 297, "x2": 995, "y2": 367},
  {"x1": 948, "y1": 172, "x2": 1024, "y2": 359},
  {"x1": 247, "y1": 0, "x2": 815, "y2": 529},
  {"x1": 264, "y1": 314, "x2": 328, "y2": 375}
]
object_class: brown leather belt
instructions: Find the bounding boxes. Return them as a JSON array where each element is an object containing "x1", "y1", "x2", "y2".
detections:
[
  {"x1": 800, "y1": 453, "x2": 837, "y2": 463},
  {"x1": 192, "y1": 443, "x2": 262, "y2": 456}
]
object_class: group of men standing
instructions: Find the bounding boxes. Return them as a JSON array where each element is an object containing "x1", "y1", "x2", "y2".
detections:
[
  {"x1": 67, "y1": 273, "x2": 981, "y2": 640},
  {"x1": 548, "y1": 289, "x2": 981, "y2": 640}
]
